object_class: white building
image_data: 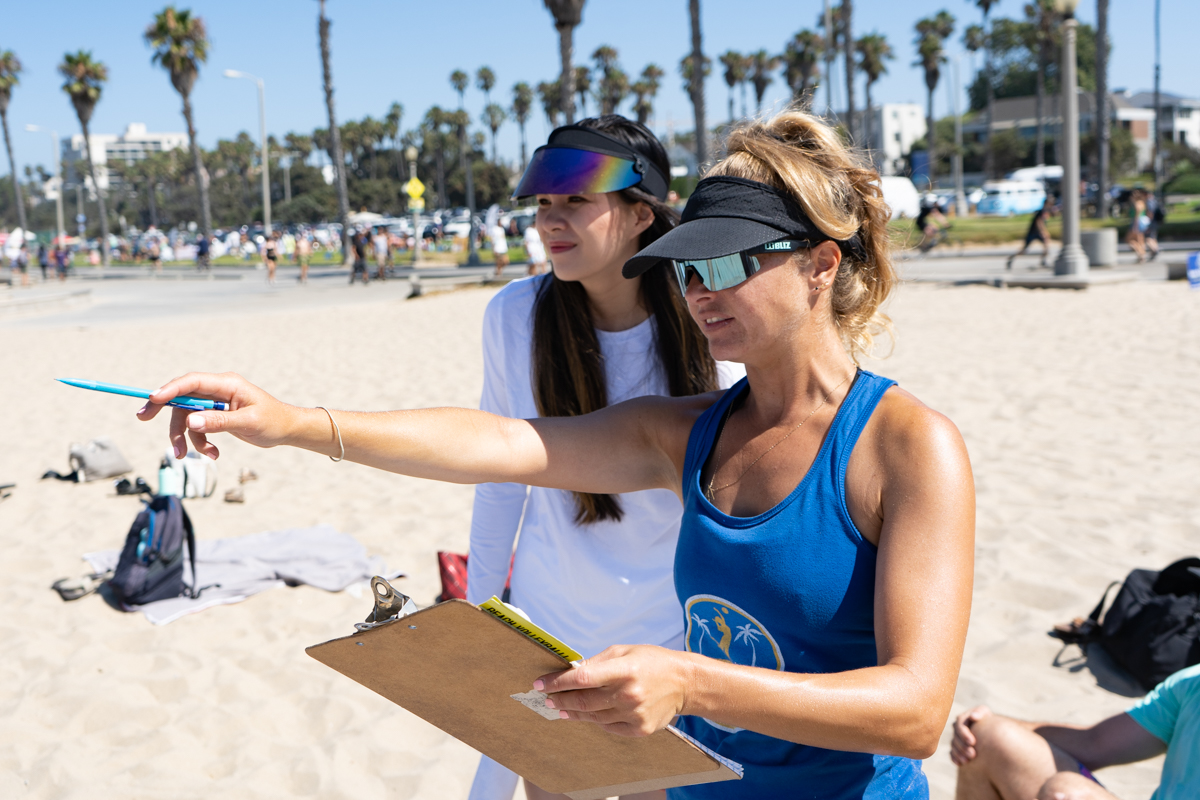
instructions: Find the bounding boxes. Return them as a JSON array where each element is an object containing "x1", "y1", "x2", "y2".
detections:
[
  {"x1": 61, "y1": 122, "x2": 187, "y2": 195},
  {"x1": 860, "y1": 104, "x2": 927, "y2": 177},
  {"x1": 1125, "y1": 90, "x2": 1200, "y2": 150}
]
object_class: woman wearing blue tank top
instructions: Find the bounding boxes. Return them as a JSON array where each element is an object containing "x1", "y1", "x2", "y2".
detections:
[{"x1": 142, "y1": 109, "x2": 975, "y2": 799}]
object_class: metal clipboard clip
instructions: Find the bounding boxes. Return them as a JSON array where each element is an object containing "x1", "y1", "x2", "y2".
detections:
[{"x1": 354, "y1": 576, "x2": 419, "y2": 632}]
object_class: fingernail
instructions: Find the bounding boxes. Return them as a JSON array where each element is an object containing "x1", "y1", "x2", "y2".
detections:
[
  {"x1": 188, "y1": 415, "x2": 205, "y2": 431},
  {"x1": 533, "y1": 680, "x2": 544, "y2": 691},
  {"x1": 558, "y1": 711, "x2": 569, "y2": 720},
  {"x1": 138, "y1": 404, "x2": 148, "y2": 414},
  {"x1": 174, "y1": 444, "x2": 184, "y2": 458},
  {"x1": 544, "y1": 698, "x2": 555, "y2": 709}
]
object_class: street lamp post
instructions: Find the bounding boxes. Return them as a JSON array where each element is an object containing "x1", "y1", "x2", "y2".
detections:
[
  {"x1": 1052, "y1": 0, "x2": 1089, "y2": 276},
  {"x1": 224, "y1": 70, "x2": 271, "y2": 236},
  {"x1": 25, "y1": 125, "x2": 66, "y2": 246}
]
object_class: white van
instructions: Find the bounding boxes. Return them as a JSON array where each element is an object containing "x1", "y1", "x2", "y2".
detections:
[
  {"x1": 878, "y1": 176, "x2": 921, "y2": 220},
  {"x1": 975, "y1": 180, "x2": 1048, "y2": 216}
]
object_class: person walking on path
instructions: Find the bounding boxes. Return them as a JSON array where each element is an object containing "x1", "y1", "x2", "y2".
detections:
[
  {"x1": 296, "y1": 232, "x2": 311, "y2": 284},
  {"x1": 54, "y1": 244, "x2": 69, "y2": 281},
  {"x1": 1143, "y1": 192, "x2": 1162, "y2": 262},
  {"x1": 1126, "y1": 190, "x2": 1148, "y2": 263},
  {"x1": 950, "y1": 663, "x2": 1200, "y2": 800},
  {"x1": 372, "y1": 226, "x2": 389, "y2": 281},
  {"x1": 37, "y1": 242, "x2": 49, "y2": 282},
  {"x1": 349, "y1": 231, "x2": 368, "y2": 284},
  {"x1": 140, "y1": 109, "x2": 973, "y2": 800},
  {"x1": 195, "y1": 233, "x2": 210, "y2": 271},
  {"x1": 467, "y1": 115, "x2": 741, "y2": 800},
  {"x1": 1007, "y1": 200, "x2": 1054, "y2": 270},
  {"x1": 522, "y1": 222, "x2": 546, "y2": 275},
  {"x1": 490, "y1": 221, "x2": 509, "y2": 278},
  {"x1": 262, "y1": 232, "x2": 279, "y2": 285},
  {"x1": 15, "y1": 242, "x2": 29, "y2": 286}
]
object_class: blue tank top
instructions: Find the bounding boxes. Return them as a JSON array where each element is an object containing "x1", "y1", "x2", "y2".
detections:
[{"x1": 670, "y1": 370, "x2": 928, "y2": 800}]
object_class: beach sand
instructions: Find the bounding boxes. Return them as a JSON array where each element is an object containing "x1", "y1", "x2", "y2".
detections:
[{"x1": 1, "y1": 277, "x2": 1196, "y2": 798}]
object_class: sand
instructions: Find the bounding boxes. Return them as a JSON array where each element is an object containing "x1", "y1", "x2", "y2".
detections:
[{"x1": 1, "y1": 277, "x2": 1197, "y2": 799}]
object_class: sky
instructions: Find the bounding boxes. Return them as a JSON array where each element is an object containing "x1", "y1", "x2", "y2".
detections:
[{"x1": 5, "y1": 0, "x2": 1196, "y2": 176}]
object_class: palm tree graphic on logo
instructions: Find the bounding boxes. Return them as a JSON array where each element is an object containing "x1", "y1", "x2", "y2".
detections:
[
  {"x1": 734, "y1": 623, "x2": 762, "y2": 667},
  {"x1": 690, "y1": 612, "x2": 713, "y2": 655}
]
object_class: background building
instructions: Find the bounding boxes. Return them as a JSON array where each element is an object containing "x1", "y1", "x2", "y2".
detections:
[
  {"x1": 856, "y1": 103, "x2": 927, "y2": 177},
  {"x1": 61, "y1": 122, "x2": 187, "y2": 196},
  {"x1": 1125, "y1": 90, "x2": 1200, "y2": 150}
]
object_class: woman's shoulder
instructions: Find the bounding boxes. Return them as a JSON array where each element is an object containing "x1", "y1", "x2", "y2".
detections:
[
  {"x1": 485, "y1": 273, "x2": 548, "y2": 321},
  {"x1": 862, "y1": 379, "x2": 967, "y2": 473}
]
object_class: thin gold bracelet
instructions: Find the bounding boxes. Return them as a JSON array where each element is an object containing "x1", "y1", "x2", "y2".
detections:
[{"x1": 315, "y1": 406, "x2": 344, "y2": 462}]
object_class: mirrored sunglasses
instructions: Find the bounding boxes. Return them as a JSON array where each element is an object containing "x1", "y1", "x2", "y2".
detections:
[{"x1": 672, "y1": 239, "x2": 813, "y2": 293}]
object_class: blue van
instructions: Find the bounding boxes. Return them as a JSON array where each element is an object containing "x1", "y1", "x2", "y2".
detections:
[{"x1": 975, "y1": 180, "x2": 1048, "y2": 216}]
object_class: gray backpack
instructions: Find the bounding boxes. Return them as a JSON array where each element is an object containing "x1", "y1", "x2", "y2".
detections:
[{"x1": 108, "y1": 495, "x2": 198, "y2": 607}]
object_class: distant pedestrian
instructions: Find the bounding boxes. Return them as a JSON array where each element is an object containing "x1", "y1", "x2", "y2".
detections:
[
  {"x1": 1007, "y1": 200, "x2": 1054, "y2": 269},
  {"x1": 54, "y1": 245, "x2": 69, "y2": 281},
  {"x1": 522, "y1": 223, "x2": 546, "y2": 276},
  {"x1": 490, "y1": 222, "x2": 509, "y2": 278},
  {"x1": 15, "y1": 243, "x2": 30, "y2": 287},
  {"x1": 149, "y1": 239, "x2": 163, "y2": 274},
  {"x1": 350, "y1": 231, "x2": 369, "y2": 284},
  {"x1": 196, "y1": 234, "x2": 210, "y2": 270},
  {"x1": 296, "y1": 233, "x2": 311, "y2": 284},
  {"x1": 1126, "y1": 190, "x2": 1148, "y2": 263},
  {"x1": 262, "y1": 232, "x2": 279, "y2": 285},
  {"x1": 1144, "y1": 192, "x2": 1162, "y2": 261},
  {"x1": 37, "y1": 243, "x2": 49, "y2": 281},
  {"x1": 373, "y1": 227, "x2": 389, "y2": 281}
]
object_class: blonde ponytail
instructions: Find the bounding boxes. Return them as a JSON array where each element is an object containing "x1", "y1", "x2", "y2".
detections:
[{"x1": 708, "y1": 109, "x2": 896, "y2": 360}]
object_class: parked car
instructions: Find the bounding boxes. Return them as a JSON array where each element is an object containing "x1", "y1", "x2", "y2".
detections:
[{"x1": 975, "y1": 180, "x2": 1048, "y2": 216}]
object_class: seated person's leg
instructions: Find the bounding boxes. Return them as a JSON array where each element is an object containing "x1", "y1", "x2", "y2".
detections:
[
  {"x1": 956, "y1": 713, "x2": 1078, "y2": 800},
  {"x1": 1037, "y1": 770, "x2": 1119, "y2": 800}
]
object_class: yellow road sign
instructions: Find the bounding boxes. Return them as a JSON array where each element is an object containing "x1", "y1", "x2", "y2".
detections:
[
  {"x1": 404, "y1": 177, "x2": 425, "y2": 198},
  {"x1": 408, "y1": 197, "x2": 425, "y2": 212}
]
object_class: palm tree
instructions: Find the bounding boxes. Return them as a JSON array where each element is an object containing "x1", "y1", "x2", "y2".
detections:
[
  {"x1": 592, "y1": 46, "x2": 629, "y2": 116},
  {"x1": 783, "y1": 31, "x2": 823, "y2": 110},
  {"x1": 687, "y1": 0, "x2": 708, "y2": 167},
  {"x1": 748, "y1": 50, "x2": 780, "y2": 114},
  {"x1": 145, "y1": 6, "x2": 212, "y2": 241},
  {"x1": 423, "y1": 106, "x2": 449, "y2": 207},
  {"x1": 856, "y1": 33, "x2": 893, "y2": 153},
  {"x1": 817, "y1": 4, "x2": 845, "y2": 116},
  {"x1": 536, "y1": 80, "x2": 562, "y2": 128},
  {"x1": 573, "y1": 65, "x2": 591, "y2": 117},
  {"x1": 691, "y1": 612, "x2": 712, "y2": 655},
  {"x1": 475, "y1": 66, "x2": 496, "y2": 106},
  {"x1": 318, "y1": 0, "x2": 350, "y2": 261},
  {"x1": 59, "y1": 51, "x2": 111, "y2": 266},
  {"x1": 543, "y1": 0, "x2": 587, "y2": 124},
  {"x1": 719, "y1": 51, "x2": 747, "y2": 124},
  {"x1": 1024, "y1": 0, "x2": 1054, "y2": 166},
  {"x1": 481, "y1": 104, "x2": 506, "y2": 163},
  {"x1": 0, "y1": 50, "x2": 27, "y2": 233},
  {"x1": 1095, "y1": 0, "x2": 1110, "y2": 217},
  {"x1": 841, "y1": 1, "x2": 856, "y2": 141},
  {"x1": 384, "y1": 101, "x2": 403, "y2": 178},
  {"x1": 972, "y1": 0, "x2": 1001, "y2": 178},
  {"x1": 450, "y1": 70, "x2": 468, "y2": 107},
  {"x1": 511, "y1": 82, "x2": 533, "y2": 172},
  {"x1": 914, "y1": 12, "x2": 955, "y2": 183},
  {"x1": 629, "y1": 64, "x2": 663, "y2": 127}
]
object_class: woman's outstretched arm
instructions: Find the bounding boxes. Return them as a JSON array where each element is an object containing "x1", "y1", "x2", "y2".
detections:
[{"x1": 138, "y1": 372, "x2": 709, "y2": 498}]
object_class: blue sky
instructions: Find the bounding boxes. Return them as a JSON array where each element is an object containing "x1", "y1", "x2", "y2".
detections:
[{"x1": 5, "y1": 0, "x2": 1195, "y2": 174}]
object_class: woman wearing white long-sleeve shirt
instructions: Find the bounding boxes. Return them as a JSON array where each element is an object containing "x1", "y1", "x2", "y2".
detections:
[{"x1": 466, "y1": 116, "x2": 741, "y2": 800}]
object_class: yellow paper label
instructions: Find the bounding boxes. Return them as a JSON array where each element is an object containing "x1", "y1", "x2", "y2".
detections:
[{"x1": 479, "y1": 597, "x2": 583, "y2": 663}]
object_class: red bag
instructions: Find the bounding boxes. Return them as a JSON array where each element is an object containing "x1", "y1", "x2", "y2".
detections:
[{"x1": 435, "y1": 551, "x2": 513, "y2": 603}]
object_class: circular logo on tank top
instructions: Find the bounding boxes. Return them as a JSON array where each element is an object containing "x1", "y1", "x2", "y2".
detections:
[{"x1": 684, "y1": 595, "x2": 784, "y2": 671}]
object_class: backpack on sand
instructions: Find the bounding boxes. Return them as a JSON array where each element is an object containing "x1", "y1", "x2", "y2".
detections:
[
  {"x1": 108, "y1": 495, "x2": 199, "y2": 607},
  {"x1": 1052, "y1": 557, "x2": 1200, "y2": 691}
]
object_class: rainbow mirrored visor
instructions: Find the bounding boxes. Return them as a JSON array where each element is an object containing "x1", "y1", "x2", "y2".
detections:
[{"x1": 512, "y1": 146, "x2": 645, "y2": 199}]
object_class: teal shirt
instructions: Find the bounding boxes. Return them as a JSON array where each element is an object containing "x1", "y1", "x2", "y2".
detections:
[{"x1": 1126, "y1": 663, "x2": 1200, "y2": 800}]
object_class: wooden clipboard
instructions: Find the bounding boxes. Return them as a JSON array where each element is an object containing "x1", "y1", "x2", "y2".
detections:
[{"x1": 306, "y1": 592, "x2": 741, "y2": 799}]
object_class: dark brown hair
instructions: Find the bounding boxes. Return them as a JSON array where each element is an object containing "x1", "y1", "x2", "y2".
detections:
[{"x1": 532, "y1": 115, "x2": 718, "y2": 524}]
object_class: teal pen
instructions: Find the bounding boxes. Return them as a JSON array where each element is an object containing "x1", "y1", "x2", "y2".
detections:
[{"x1": 57, "y1": 378, "x2": 229, "y2": 412}]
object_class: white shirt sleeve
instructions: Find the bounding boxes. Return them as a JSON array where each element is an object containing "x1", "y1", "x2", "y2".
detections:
[{"x1": 467, "y1": 290, "x2": 530, "y2": 605}]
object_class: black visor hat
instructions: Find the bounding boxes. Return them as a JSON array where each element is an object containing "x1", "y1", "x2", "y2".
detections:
[
  {"x1": 622, "y1": 175, "x2": 864, "y2": 278},
  {"x1": 512, "y1": 124, "x2": 670, "y2": 201}
]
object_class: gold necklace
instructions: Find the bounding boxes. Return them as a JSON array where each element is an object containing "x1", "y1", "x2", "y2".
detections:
[{"x1": 707, "y1": 370, "x2": 856, "y2": 500}]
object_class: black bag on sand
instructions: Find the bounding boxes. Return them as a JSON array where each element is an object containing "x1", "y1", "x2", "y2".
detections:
[
  {"x1": 1052, "y1": 557, "x2": 1200, "y2": 692},
  {"x1": 108, "y1": 495, "x2": 199, "y2": 607}
]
